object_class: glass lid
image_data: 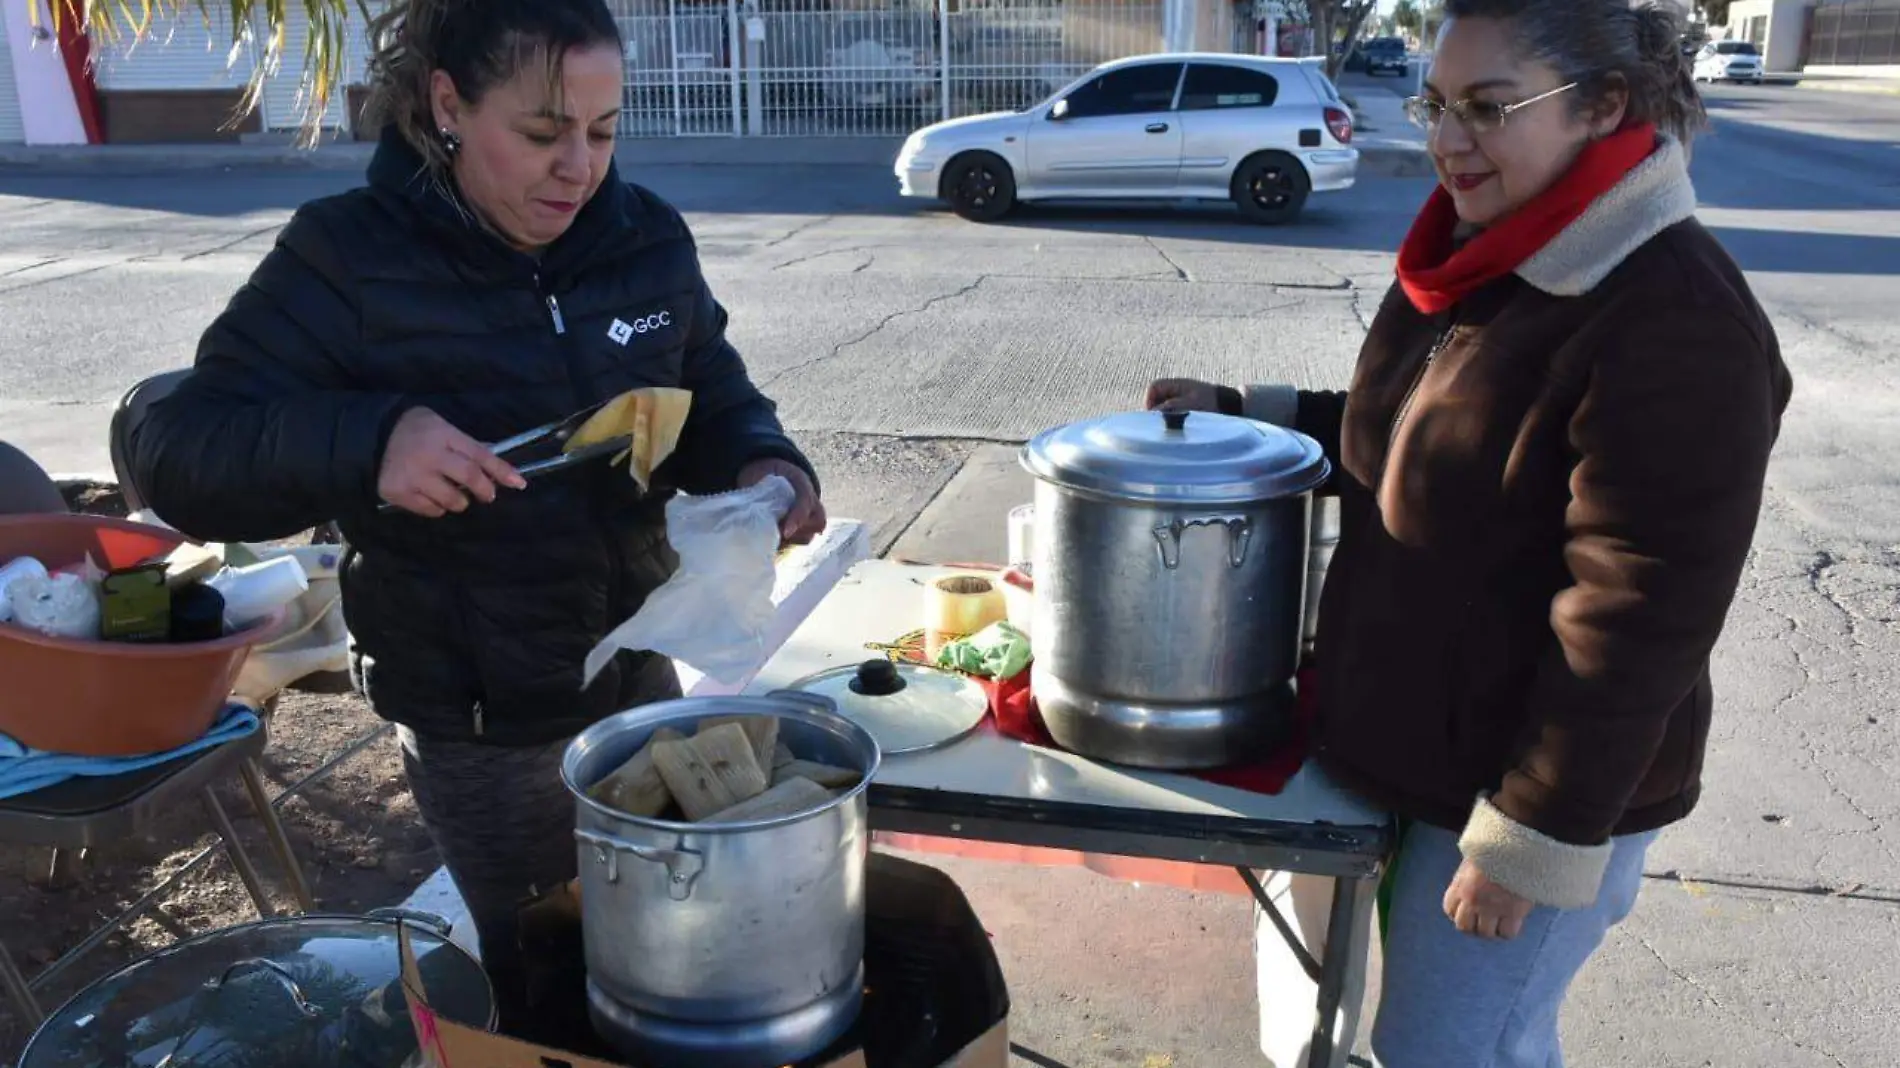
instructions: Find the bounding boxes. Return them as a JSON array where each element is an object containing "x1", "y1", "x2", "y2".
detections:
[
  {"x1": 789, "y1": 660, "x2": 989, "y2": 756},
  {"x1": 21, "y1": 914, "x2": 494, "y2": 1068}
]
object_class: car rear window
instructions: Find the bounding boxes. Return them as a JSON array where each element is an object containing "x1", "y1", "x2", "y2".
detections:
[
  {"x1": 1716, "y1": 41, "x2": 1761, "y2": 55},
  {"x1": 1180, "y1": 64, "x2": 1280, "y2": 110}
]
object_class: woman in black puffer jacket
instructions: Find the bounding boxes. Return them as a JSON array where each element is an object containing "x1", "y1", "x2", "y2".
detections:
[{"x1": 131, "y1": 0, "x2": 823, "y2": 1031}]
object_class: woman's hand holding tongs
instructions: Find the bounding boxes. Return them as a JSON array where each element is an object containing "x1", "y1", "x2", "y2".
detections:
[{"x1": 378, "y1": 407, "x2": 527, "y2": 518}]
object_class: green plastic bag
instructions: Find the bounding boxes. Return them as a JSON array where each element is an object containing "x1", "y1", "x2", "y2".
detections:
[{"x1": 936, "y1": 620, "x2": 1032, "y2": 680}]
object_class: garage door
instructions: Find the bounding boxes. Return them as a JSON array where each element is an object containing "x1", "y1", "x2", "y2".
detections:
[
  {"x1": 92, "y1": 12, "x2": 255, "y2": 90},
  {"x1": 260, "y1": 5, "x2": 379, "y2": 132},
  {"x1": 0, "y1": 11, "x2": 27, "y2": 144}
]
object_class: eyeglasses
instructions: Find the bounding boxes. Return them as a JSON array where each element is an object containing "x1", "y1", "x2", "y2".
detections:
[{"x1": 1403, "y1": 82, "x2": 1579, "y2": 135}]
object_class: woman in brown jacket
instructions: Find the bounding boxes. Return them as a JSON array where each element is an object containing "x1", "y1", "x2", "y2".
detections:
[{"x1": 1151, "y1": 1, "x2": 1791, "y2": 1063}]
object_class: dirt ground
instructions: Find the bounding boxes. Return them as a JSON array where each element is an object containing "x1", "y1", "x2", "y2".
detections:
[{"x1": 0, "y1": 491, "x2": 438, "y2": 1064}]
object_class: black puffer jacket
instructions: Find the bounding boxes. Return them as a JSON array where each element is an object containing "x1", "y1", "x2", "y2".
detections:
[{"x1": 132, "y1": 129, "x2": 815, "y2": 746}]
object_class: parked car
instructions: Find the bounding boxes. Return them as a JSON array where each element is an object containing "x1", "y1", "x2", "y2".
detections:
[
  {"x1": 1359, "y1": 37, "x2": 1411, "y2": 76},
  {"x1": 894, "y1": 54, "x2": 1359, "y2": 225},
  {"x1": 1694, "y1": 40, "x2": 1765, "y2": 84}
]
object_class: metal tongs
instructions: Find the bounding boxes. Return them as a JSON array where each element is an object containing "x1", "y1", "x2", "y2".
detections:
[{"x1": 376, "y1": 399, "x2": 631, "y2": 513}]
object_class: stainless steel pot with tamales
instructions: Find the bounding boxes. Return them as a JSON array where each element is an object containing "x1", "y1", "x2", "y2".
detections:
[{"x1": 1019, "y1": 408, "x2": 1330, "y2": 770}]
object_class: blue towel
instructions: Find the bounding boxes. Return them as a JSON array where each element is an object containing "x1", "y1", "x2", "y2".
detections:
[{"x1": 0, "y1": 704, "x2": 262, "y2": 801}]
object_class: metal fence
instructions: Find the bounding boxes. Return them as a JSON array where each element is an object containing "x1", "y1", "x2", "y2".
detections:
[
  {"x1": 612, "y1": 0, "x2": 1182, "y2": 137},
  {"x1": 945, "y1": 0, "x2": 1168, "y2": 117},
  {"x1": 1808, "y1": 0, "x2": 1900, "y2": 66},
  {"x1": 619, "y1": 3, "x2": 742, "y2": 137}
]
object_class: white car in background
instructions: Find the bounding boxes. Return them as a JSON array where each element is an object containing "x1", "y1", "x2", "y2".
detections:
[
  {"x1": 894, "y1": 54, "x2": 1359, "y2": 225},
  {"x1": 1694, "y1": 40, "x2": 1766, "y2": 84}
]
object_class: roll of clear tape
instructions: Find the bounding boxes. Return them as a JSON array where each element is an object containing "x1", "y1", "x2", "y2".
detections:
[{"x1": 924, "y1": 573, "x2": 1007, "y2": 662}]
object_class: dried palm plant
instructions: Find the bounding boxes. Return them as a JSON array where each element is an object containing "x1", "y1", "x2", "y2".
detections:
[{"x1": 36, "y1": 0, "x2": 370, "y2": 145}]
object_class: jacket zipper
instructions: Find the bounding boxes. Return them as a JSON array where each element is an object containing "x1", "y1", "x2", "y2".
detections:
[
  {"x1": 532, "y1": 271, "x2": 627, "y2": 695},
  {"x1": 1387, "y1": 327, "x2": 1454, "y2": 452}
]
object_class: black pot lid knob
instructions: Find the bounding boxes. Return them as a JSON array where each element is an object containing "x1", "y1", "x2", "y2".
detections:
[{"x1": 849, "y1": 658, "x2": 907, "y2": 696}]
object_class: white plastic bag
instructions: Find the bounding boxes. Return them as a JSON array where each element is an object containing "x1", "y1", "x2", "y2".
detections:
[
  {"x1": 9, "y1": 572, "x2": 102, "y2": 640},
  {"x1": 583, "y1": 475, "x2": 796, "y2": 687}
]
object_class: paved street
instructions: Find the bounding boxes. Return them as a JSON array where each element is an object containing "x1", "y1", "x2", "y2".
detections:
[{"x1": 2, "y1": 78, "x2": 1898, "y2": 1066}]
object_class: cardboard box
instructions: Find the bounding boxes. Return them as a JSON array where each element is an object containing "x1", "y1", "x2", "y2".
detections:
[{"x1": 401, "y1": 852, "x2": 1008, "y2": 1068}]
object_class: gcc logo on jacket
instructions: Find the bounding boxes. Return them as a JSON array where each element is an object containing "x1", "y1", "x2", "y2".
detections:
[{"x1": 608, "y1": 310, "x2": 672, "y2": 346}]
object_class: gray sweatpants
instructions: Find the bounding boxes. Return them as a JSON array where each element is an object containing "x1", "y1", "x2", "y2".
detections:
[
  {"x1": 1372, "y1": 821, "x2": 1658, "y2": 1067},
  {"x1": 398, "y1": 726, "x2": 577, "y2": 1027}
]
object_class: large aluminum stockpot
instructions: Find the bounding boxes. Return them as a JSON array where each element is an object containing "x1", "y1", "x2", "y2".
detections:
[
  {"x1": 561, "y1": 692, "x2": 880, "y2": 1068},
  {"x1": 1020, "y1": 409, "x2": 1330, "y2": 770}
]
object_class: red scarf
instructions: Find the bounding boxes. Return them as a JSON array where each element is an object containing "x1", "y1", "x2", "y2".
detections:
[{"x1": 1396, "y1": 123, "x2": 1659, "y2": 315}]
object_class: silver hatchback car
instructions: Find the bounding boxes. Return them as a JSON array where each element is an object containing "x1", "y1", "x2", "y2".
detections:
[{"x1": 895, "y1": 54, "x2": 1359, "y2": 224}]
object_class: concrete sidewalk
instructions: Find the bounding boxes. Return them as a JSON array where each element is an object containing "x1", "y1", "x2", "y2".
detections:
[{"x1": 0, "y1": 133, "x2": 1430, "y2": 179}]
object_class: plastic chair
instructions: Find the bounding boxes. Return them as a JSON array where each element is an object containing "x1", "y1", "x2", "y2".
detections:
[
  {"x1": 0, "y1": 437, "x2": 317, "y2": 1026},
  {"x1": 109, "y1": 370, "x2": 352, "y2": 696},
  {"x1": 109, "y1": 369, "x2": 344, "y2": 546},
  {"x1": 0, "y1": 443, "x2": 67, "y2": 517}
]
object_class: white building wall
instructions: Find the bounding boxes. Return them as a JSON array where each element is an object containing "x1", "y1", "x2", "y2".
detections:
[
  {"x1": 1720, "y1": 0, "x2": 1812, "y2": 72},
  {"x1": 0, "y1": 6, "x2": 25, "y2": 144}
]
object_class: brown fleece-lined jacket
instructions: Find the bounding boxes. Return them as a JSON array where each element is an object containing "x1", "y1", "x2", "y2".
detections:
[{"x1": 1239, "y1": 137, "x2": 1793, "y2": 908}]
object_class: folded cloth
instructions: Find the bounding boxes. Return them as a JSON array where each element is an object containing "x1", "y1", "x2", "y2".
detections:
[
  {"x1": 983, "y1": 662, "x2": 1319, "y2": 796},
  {"x1": 0, "y1": 704, "x2": 262, "y2": 801}
]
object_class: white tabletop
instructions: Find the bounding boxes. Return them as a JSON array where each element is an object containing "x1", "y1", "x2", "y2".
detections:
[{"x1": 747, "y1": 560, "x2": 1387, "y2": 834}]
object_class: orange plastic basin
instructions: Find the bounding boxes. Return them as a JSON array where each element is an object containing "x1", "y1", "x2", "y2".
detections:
[{"x1": 0, "y1": 514, "x2": 274, "y2": 757}]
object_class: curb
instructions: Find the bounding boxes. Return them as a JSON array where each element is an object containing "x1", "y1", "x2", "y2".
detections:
[
  {"x1": 1791, "y1": 78, "x2": 1900, "y2": 96},
  {"x1": 1359, "y1": 144, "x2": 1433, "y2": 179},
  {"x1": 0, "y1": 138, "x2": 907, "y2": 174},
  {"x1": 0, "y1": 136, "x2": 1436, "y2": 179}
]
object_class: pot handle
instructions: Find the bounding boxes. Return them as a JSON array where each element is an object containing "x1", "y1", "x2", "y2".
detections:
[
  {"x1": 1153, "y1": 515, "x2": 1254, "y2": 570},
  {"x1": 765, "y1": 689, "x2": 839, "y2": 715},
  {"x1": 364, "y1": 907, "x2": 454, "y2": 937},
  {"x1": 154, "y1": 959, "x2": 324, "y2": 1067},
  {"x1": 575, "y1": 828, "x2": 706, "y2": 902}
]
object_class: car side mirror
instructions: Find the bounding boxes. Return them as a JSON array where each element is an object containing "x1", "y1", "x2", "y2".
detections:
[{"x1": 1049, "y1": 98, "x2": 1070, "y2": 121}]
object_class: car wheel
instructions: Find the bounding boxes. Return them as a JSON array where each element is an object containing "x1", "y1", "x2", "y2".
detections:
[
  {"x1": 943, "y1": 152, "x2": 1017, "y2": 222},
  {"x1": 1232, "y1": 152, "x2": 1311, "y2": 226}
]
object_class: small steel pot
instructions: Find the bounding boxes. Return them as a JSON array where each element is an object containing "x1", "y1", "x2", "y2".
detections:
[{"x1": 562, "y1": 691, "x2": 881, "y2": 1068}]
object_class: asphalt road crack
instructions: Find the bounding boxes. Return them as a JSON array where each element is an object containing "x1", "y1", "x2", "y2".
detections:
[
  {"x1": 1633, "y1": 934, "x2": 1851, "y2": 1068},
  {"x1": 0, "y1": 255, "x2": 151, "y2": 296},
  {"x1": 1316, "y1": 260, "x2": 1374, "y2": 332},
  {"x1": 762, "y1": 214, "x2": 836, "y2": 249},
  {"x1": 0, "y1": 257, "x2": 60, "y2": 278},
  {"x1": 1143, "y1": 236, "x2": 1191, "y2": 282},
  {"x1": 756, "y1": 275, "x2": 988, "y2": 389},
  {"x1": 182, "y1": 224, "x2": 284, "y2": 260},
  {"x1": 771, "y1": 245, "x2": 877, "y2": 273}
]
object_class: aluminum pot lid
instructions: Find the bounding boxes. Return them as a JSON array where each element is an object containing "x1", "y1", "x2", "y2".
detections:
[
  {"x1": 20, "y1": 913, "x2": 493, "y2": 1068},
  {"x1": 788, "y1": 659, "x2": 988, "y2": 755},
  {"x1": 1020, "y1": 409, "x2": 1330, "y2": 504}
]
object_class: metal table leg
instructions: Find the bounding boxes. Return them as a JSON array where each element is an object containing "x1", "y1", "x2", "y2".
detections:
[
  {"x1": 1306, "y1": 875, "x2": 1369, "y2": 1068},
  {"x1": 0, "y1": 939, "x2": 41, "y2": 1027},
  {"x1": 45, "y1": 847, "x2": 84, "y2": 889},
  {"x1": 239, "y1": 759, "x2": 315, "y2": 912},
  {"x1": 200, "y1": 787, "x2": 275, "y2": 920}
]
